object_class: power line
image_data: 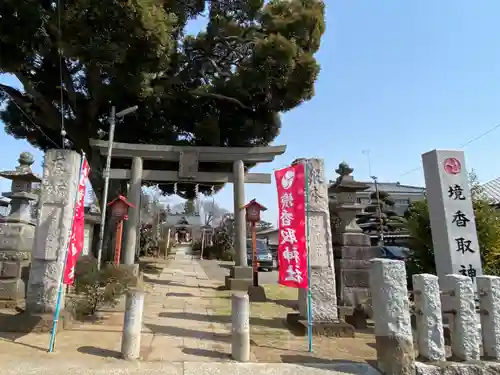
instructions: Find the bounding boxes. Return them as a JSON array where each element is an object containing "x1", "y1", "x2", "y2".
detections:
[
  {"x1": 398, "y1": 122, "x2": 500, "y2": 178},
  {"x1": 0, "y1": 87, "x2": 61, "y2": 148}
]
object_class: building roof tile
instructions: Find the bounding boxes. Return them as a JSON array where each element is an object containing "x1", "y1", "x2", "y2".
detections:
[
  {"x1": 329, "y1": 181, "x2": 425, "y2": 194},
  {"x1": 481, "y1": 177, "x2": 500, "y2": 204}
]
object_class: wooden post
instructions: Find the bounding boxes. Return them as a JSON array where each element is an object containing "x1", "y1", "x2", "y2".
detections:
[
  {"x1": 114, "y1": 220, "x2": 124, "y2": 265},
  {"x1": 252, "y1": 221, "x2": 258, "y2": 287}
]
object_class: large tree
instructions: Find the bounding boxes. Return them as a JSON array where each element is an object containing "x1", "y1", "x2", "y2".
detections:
[{"x1": 0, "y1": 0, "x2": 325, "y2": 198}]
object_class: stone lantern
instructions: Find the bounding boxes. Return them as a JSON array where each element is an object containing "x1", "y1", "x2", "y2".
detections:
[
  {"x1": 329, "y1": 162, "x2": 369, "y2": 233},
  {"x1": 0, "y1": 152, "x2": 41, "y2": 305},
  {"x1": 329, "y1": 162, "x2": 380, "y2": 321}
]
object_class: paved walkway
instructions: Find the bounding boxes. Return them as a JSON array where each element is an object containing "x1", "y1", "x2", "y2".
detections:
[
  {"x1": 0, "y1": 245, "x2": 379, "y2": 374},
  {"x1": 140, "y1": 244, "x2": 234, "y2": 361}
]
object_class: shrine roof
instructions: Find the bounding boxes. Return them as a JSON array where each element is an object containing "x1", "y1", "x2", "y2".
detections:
[
  {"x1": 164, "y1": 214, "x2": 202, "y2": 227},
  {"x1": 329, "y1": 181, "x2": 426, "y2": 195}
]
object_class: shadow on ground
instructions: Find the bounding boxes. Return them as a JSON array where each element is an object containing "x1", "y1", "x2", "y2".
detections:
[
  {"x1": 77, "y1": 346, "x2": 121, "y2": 358},
  {"x1": 0, "y1": 310, "x2": 61, "y2": 351},
  {"x1": 0, "y1": 328, "x2": 46, "y2": 351},
  {"x1": 166, "y1": 292, "x2": 196, "y2": 297},
  {"x1": 158, "y1": 311, "x2": 286, "y2": 329},
  {"x1": 269, "y1": 298, "x2": 298, "y2": 310},
  {"x1": 182, "y1": 347, "x2": 230, "y2": 360},
  {"x1": 143, "y1": 276, "x2": 218, "y2": 290},
  {"x1": 281, "y1": 355, "x2": 377, "y2": 374},
  {"x1": 145, "y1": 323, "x2": 231, "y2": 342},
  {"x1": 138, "y1": 260, "x2": 164, "y2": 275}
]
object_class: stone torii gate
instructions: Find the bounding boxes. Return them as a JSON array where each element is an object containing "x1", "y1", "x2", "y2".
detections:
[{"x1": 89, "y1": 139, "x2": 286, "y2": 289}]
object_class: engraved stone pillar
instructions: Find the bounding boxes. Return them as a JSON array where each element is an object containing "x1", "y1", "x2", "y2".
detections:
[
  {"x1": 26, "y1": 150, "x2": 81, "y2": 314},
  {"x1": 412, "y1": 274, "x2": 446, "y2": 361},
  {"x1": 123, "y1": 157, "x2": 142, "y2": 265},
  {"x1": 286, "y1": 158, "x2": 349, "y2": 336},
  {"x1": 370, "y1": 259, "x2": 415, "y2": 375},
  {"x1": 298, "y1": 159, "x2": 337, "y2": 321},
  {"x1": 445, "y1": 274, "x2": 480, "y2": 361},
  {"x1": 477, "y1": 275, "x2": 500, "y2": 360},
  {"x1": 0, "y1": 152, "x2": 41, "y2": 306}
]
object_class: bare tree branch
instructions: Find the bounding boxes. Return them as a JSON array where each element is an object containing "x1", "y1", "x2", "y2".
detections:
[{"x1": 189, "y1": 90, "x2": 249, "y2": 109}]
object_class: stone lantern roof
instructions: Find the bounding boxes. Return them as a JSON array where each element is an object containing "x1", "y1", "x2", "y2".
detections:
[
  {"x1": 0, "y1": 152, "x2": 41, "y2": 224},
  {"x1": 329, "y1": 162, "x2": 370, "y2": 193},
  {"x1": 0, "y1": 152, "x2": 41, "y2": 183}
]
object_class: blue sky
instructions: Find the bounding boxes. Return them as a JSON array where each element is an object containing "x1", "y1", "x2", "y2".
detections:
[{"x1": 2, "y1": 1, "x2": 500, "y2": 224}]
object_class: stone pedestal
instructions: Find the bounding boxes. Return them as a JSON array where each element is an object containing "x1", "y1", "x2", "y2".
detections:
[
  {"x1": 0, "y1": 228, "x2": 33, "y2": 307},
  {"x1": 225, "y1": 266, "x2": 253, "y2": 291},
  {"x1": 0, "y1": 152, "x2": 41, "y2": 307},
  {"x1": 333, "y1": 233, "x2": 381, "y2": 311},
  {"x1": 26, "y1": 150, "x2": 81, "y2": 314},
  {"x1": 286, "y1": 158, "x2": 353, "y2": 337}
]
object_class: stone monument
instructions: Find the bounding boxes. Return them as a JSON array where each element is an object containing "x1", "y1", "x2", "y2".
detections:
[
  {"x1": 329, "y1": 162, "x2": 382, "y2": 321},
  {"x1": 286, "y1": 158, "x2": 354, "y2": 337},
  {"x1": 422, "y1": 150, "x2": 483, "y2": 286},
  {"x1": 26, "y1": 149, "x2": 81, "y2": 314},
  {"x1": 0, "y1": 152, "x2": 41, "y2": 307}
]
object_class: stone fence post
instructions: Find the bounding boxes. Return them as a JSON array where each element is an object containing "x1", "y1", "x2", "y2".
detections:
[
  {"x1": 412, "y1": 274, "x2": 446, "y2": 361},
  {"x1": 477, "y1": 275, "x2": 500, "y2": 360},
  {"x1": 371, "y1": 267, "x2": 500, "y2": 374},
  {"x1": 231, "y1": 291, "x2": 250, "y2": 362},
  {"x1": 370, "y1": 258, "x2": 414, "y2": 375},
  {"x1": 444, "y1": 274, "x2": 480, "y2": 361}
]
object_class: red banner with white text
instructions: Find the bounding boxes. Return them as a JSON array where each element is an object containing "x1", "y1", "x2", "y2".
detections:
[
  {"x1": 64, "y1": 158, "x2": 90, "y2": 285},
  {"x1": 274, "y1": 163, "x2": 308, "y2": 288}
]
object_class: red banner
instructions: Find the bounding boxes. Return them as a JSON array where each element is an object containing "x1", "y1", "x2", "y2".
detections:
[
  {"x1": 64, "y1": 158, "x2": 90, "y2": 285},
  {"x1": 275, "y1": 163, "x2": 307, "y2": 288}
]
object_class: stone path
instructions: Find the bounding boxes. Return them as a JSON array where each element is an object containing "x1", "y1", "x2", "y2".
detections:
[{"x1": 140, "y1": 244, "x2": 236, "y2": 361}]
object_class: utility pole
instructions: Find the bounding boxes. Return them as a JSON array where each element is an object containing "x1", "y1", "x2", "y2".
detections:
[
  {"x1": 370, "y1": 175, "x2": 384, "y2": 246},
  {"x1": 96, "y1": 105, "x2": 138, "y2": 270}
]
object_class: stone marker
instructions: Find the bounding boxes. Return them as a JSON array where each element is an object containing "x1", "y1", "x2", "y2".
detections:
[
  {"x1": 412, "y1": 274, "x2": 446, "y2": 361},
  {"x1": 121, "y1": 287, "x2": 145, "y2": 360},
  {"x1": 422, "y1": 150, "x2": 483, "y2": 289},
  {"x1": 477, "y1": 275, "x2": 500, "y2": 360},
  {"x1": 231, "y1": 292, "x2": 250, "y2": 362},
  {"x1": 0, "y1": 152, "x2": 41, "y2": 307},
  {"x1": 445, "y1": 274, "x2": 480, "y2": 361},
  {"x1": 370, "y1": 258, "x2": 414, "y2": 375},
  {"x1": 26, "y1": 150, "x2": 81, "y2": 314},
  {"x1": 286, "y1": 158, "x2": 353, "y2": 337}
]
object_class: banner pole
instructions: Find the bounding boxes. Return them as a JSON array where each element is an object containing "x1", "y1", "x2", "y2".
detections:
[
  {"x1": 48, "y1": 152, "x2": 85, "y2": 353},
  {"x1": 305, "y1": 162, "x2": 313, "y2": 352}
]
